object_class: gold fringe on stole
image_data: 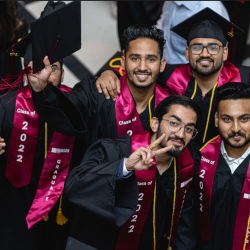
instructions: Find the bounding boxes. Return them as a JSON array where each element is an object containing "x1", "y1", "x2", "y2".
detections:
[{"x1": 56, "y1": 191, "x2": 68, "y2": 225}]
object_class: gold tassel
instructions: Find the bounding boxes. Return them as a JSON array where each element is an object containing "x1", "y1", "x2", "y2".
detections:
[
  {"x1": 43, "y1": 213, "x2": 49, "y2": 222},
  {"x1": 56, "y1": 191, "x2": 68, "y2": 225}
]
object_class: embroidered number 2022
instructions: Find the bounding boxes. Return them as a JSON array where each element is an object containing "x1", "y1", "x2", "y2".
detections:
[{"x1": 16, "y1": 121, "x2": 28, "y2": 163}]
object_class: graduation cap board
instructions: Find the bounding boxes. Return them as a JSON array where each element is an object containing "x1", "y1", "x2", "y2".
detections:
[
  {"x1": 7, "y1": 1, "x2": 81, "y2": 72},
  {"x1": 170, "y1": 7, "x2": 245, "y2": 45}
]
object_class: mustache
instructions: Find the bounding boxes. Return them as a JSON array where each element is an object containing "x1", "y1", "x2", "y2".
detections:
[
  {"x1": 228, "y1": 131, "x2": 246, "y2": 138},
  {"x1": 133, "y1": 71, "x2": 152, "y2": 76},
  {"x1": 167, "y1": 136, "x2": 185, "y2": 146},
  {"x1": 196, "y1": 57, "x2": 214, "y2": 63}
]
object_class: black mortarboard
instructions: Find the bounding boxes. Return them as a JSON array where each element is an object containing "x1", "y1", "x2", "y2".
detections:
[
  {"x1": 171, "y1": 7, "x2": 245, "y2": 46},
  {"x1": 7, "y1": 1, "x2": 81, "y2": 71}
]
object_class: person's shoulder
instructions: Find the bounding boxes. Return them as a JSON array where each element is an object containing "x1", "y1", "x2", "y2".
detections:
[
  {"x1": 0, "y1": 89, "x2": 18, "y2": 108},
  {"x1": 186, "y1": 140, "x2": 201, "y2": 160},
  {"x1": 235, "y1": 64, "x2": 250, "y2": 85}
]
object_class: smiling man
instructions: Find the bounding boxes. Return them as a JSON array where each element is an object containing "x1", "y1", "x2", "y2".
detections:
[
  {"x1": 64, "y1": 95, "x2": 201, "y2": 250},
  {"x1": 31, "y1": 24, "x2": 170, "y2": 150},
  {"x1": 96, "y1": 8, "x2": 249, "y2": 147},
  {"x1": 196, "y1": 82, "x2": 250, "y2": 249}
]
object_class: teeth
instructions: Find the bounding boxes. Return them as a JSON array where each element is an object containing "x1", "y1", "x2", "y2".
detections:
[
  {"x1": 136, "y1": 74, "x2": 148, "y2": 77},
  {"x1": 200, "y1": 60, "x2": 210, "y2": 63}
]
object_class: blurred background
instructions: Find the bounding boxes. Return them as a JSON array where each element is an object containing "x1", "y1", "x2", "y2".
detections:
[{"x1": 2, "y1": 1, "x2": 250, "y2": 88}]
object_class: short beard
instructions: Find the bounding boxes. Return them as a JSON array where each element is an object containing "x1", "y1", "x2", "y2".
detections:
[
  {"x1": 219, "y1": 130, "x2": 250, "y2": 148},
  {"x1": 189, "y1": 56, "x2": 223, "y2": 77},
  {"x1": 156, "y1": 125, "x2": 186, "y2": 157},
  {"x1": 126, "y1": 70, "x2": 156, "y2": 89}
]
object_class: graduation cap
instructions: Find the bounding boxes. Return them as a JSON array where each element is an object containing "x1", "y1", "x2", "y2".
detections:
[
  {"x1": 171, "y1": 7, "x2": 245, "y2": 46},
  {"x1": 6, "y1": 1, "x2": 81, "y2": 71}
]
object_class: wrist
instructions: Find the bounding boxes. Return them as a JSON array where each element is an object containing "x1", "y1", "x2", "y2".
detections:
[{"x1": 125, "y1": 158, "x2": 134, "y2": 171}]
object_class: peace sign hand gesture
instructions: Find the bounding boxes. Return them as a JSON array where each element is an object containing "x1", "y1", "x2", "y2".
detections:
[
  {"x1": 0, "y1": 137, "x2": 6, "y2": 155},
  {"x1": 125, "y1": 134, "x2": 173, "y2": 171}
]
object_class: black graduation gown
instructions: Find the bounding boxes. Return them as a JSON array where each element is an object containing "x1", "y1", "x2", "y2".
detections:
[
  {"x1": 32, "y1": 77, "x2": 158, "y2": 153},
  {"x1": 197, "y1": 152, "x2": 250, "y2": 250},
  {"x1": 0, "y1": 89, "x2": 84, "y2": 250},
  {"x1": 64, "y1": 136, "x2": 201, "y2": 250},
  {"x1": 157, "y1": 64, "x2": 250, "y2": 147}
]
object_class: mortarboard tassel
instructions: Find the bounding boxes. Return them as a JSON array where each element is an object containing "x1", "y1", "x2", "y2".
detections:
[
  {"x1": 227, "y1": 24, "x2": 234, "y2": 62},
  {"x1": 56, "y1": 191, "x2": 68, "y2": 225},
  {"x1": 43, "y1": 213, "x2": 49, "y2": 222},
  {"x1": 5, "y1": 45, "x2": 18, "y2": 83}
]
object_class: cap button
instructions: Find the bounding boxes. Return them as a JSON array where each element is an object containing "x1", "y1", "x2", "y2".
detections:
[{"x1": 57, "y1": 35, "x2": 61, "y2": 39}]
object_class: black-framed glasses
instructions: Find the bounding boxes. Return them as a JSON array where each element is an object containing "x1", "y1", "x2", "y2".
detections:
[
  {"x1": 51, "y1": 64, "x2": 62, "y2": 75},
  {"x1": 161, "y1": 119, "x2": 198, "y2": 139},
  {"x1": 189, "y1": 44, "x2": 223, "y2": 55}
]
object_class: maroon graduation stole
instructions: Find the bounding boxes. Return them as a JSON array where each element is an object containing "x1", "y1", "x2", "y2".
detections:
[
  {"x1": 4, "y1": 85, "x2": 75, "y2": 228},
  {"x1": 198, "y1": 135, "x2": 250, "y2": 248},
  {"x1": 197, "y1": 135, "x2": 221, "y2": 243},
  {"x1": 115, "y1": 75, "x2": 169, "y2": 137},
  {"x1": 165, "y1": 61, "x2": 241, "y2": 95},
  {"x1": 115, "y1": 131, "x2": 195, "y2": 249}
]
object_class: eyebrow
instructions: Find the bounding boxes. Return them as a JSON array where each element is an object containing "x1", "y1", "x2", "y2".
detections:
[
  {"x1": 221, "y1": 113, "x2": 250, "y2": 118},
  {"x1": 169, "y1": 114, "x2": 196, "y2": 126},
  {"x1": 129, "y1": 53, "x2": 158, "y2": 58},
  {"x1": 191, "y1": 43, "x2": 220, "y2": 46}
]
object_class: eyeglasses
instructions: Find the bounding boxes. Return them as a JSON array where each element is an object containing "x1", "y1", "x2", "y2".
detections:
[
  {"x1": 189, "y1": 44, "x2": 223, "y2": 55},
  {"x1": 161, "y1": 119, "x2": 198, "y2": 139},
  {"x1": 51, "y1": 65, "x2": 62, "y2": 75}
]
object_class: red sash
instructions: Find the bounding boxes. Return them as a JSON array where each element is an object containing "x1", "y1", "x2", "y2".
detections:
[
  {"x1": 5, "y1": 86, "x2": 40, "y2": 188},
  {"x1": 171, "y1": 147, "x2": 195, "y2": 246},
  {"x1": 115, "y1": 131, "x2": 195, "y2": 249},
  {"x1": 198, "y1": 135, "x2": 250, "y2": 248},
  {"x1": 165, "y1": 61, "x2": 241, "y2": 95},
  {"x1": 25, "y1": 84, "x2": 75, "y2": 228},
  {"x1": 197, "y1": 135, "x2": 221, "y2": 243},
  {"x1": 233, "y1": 163, "x2": 250, "y2": 249},
  {"x1": 115, "y1": 76, "x2": 169, "y2": 136}
]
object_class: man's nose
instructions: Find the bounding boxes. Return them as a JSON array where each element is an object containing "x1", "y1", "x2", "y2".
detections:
[
  {"x1": 200, "y1": 47, "x2": 210, "y2": 57},
  {"x1": 138, "y1": 59, "x2": 147, "y2": 71},
  {"x1": 175, "y1": 127, "x2": 185, "y2": 138},
  {"x1": 231, "y1": 120, "x2": 240, "y2": 133}
]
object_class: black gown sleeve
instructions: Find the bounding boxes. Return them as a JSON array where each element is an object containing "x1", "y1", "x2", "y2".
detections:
[
  {"x1": 32, "y1": 76, "x2": 108, "y2": 136},
  {"x1": 173, "y1": 142, "x2": 201, "y2": 250},
  {"x1": 64, "y1": 135, "x2": 138, "y2": 227}
]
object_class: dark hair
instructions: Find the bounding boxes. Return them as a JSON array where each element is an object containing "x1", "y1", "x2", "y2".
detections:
[
  {"x1": 121, "y1": 24, "x2": 166, "y2": 59},
  {"x1": 216, "y1": 82, "x2": 250, "y2": 106},
  {"x1": 59, "y1": 59, "x2": 64, "y2": 68},
  {"x1": 0, "y1": 1, "x2": 17, "y2": 46},
  {"x1": 154, "y1": 95, "x2": 202, "y2": 127}
]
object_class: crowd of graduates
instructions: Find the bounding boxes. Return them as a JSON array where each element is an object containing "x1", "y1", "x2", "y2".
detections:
[{"x1": 1, "y1": 1, "x2": 250, "y2": 250}]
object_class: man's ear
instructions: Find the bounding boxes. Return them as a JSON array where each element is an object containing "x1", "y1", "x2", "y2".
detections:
[
  {"x1": 121, "y1": 50, "x2": 126, "y2": 70},
  {"x1": 215, "y1": 111, "x2": 219, "y2": 128},
  {"x1": 61, "y1": 68, "x2": 65, "y2": 83},
  {"x1": 223, "y1": 47, "x2": 228, "y2": 61},
  {"x1": 185, "y1": 46, "x2": 190, "y2": 61},
  {"x1": 151, "y1": 117, "x2": 159, "y2": 132},
  {"x1": 160, "y1": 58, "x2": 166, "y2": 73}
]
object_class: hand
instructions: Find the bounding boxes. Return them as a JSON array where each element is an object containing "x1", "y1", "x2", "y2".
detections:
[
  {"x1": 0, "y1": 137, "x2": 6, "y2": 155},
  {"x1": 125, "y1": 134, "x2": 173, "y2": 171},
  {"x1": 28, "y1": 56, "x2": 52, "y2": 92},
  {"x1": 96, "y1": 70, "x2": 121, "y2": 101}
]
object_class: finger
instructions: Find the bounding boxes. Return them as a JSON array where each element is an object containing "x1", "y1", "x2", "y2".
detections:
[
  {"x1": 106, "y1": 81, "x2": 116, "y2": 100},
  {"x1": 115, "y1": 77, "x2": 121, "y2": 94},
  {"x1": 153, "y1": 145, "x2": 173, "y2": 156},
  {"x1": 0, "y1": 143, "x2": 6, "y2": 147},
  {"x1": 100, "y1": 82, "x2": 110, "y2": 99},
  {"x1": 150, "y1": 134, "x2": 166, "y2": 148},
  {"x1": 96, "y1": 79, "x2": 102, "y2": 93},
  {"x1": 0, "y1": 149, "x2": 4, "y2": 155},
  {"x1": 43, "y1": 56, "x2": 52, "y2": 72}
]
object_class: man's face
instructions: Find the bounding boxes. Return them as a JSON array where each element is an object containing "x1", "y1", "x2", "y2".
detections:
[
  {"x1": 186, "y1": 38, "x2": 228, "y2": 76},
  {"x1": 26, "y1": 61, "x2": 64, "y2": 87},
  {"x1": 155, "y1": 104, "x2": 197, "y2": 157},
  {"x1": 121, "y1": 38, "x2": 166, "y2": 88},
  {"x1": 215, "y1": 99, "x2": 250, "y2": 148}
]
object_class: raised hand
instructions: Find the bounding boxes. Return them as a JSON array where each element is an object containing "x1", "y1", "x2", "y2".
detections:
[
  {"x1": 125, "y1": 134, "x2": 173, "y2": 171},
  {"x1": 28, "y1": 56, "x2": 53, "y2": 92},
  {"x1": 0, "y1": 137, "x2": 6, "y2": 155},
  {"x1": 96, "y1": 70, "x2": 121, "y2": 101}
]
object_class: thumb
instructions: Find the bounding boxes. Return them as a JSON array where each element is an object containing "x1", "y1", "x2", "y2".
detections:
[{"x1": 43, "y1": 56, "x2": 52, "y2": 72}]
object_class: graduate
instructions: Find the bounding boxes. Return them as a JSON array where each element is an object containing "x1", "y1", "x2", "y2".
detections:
[
  {"x1": 64, "y1": 95, "x2": 201, "y2": 250},
  {"x1": 0, "y1": 2, "x2": 83, "y2": 250},
  {"x1": 197, "y1": 82, "x2": 250, "y2": 249},
  {"x1": 31, "y1": 24, "x2": 170, "y2": 152},
  {"x1": 96, "y1": 8, "x2": 250, "y2": 147}
]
